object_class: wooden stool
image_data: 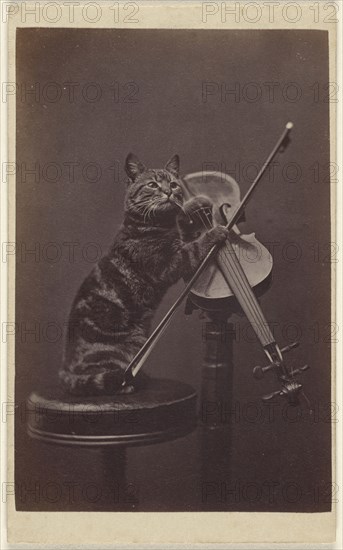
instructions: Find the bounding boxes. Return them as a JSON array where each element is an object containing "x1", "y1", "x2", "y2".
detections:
[
  {"x1": 23, "y1": 378, "x2": 197, "y2": 510},
  {"x1": 26, "y1": 378, "x2": 197, "y2": 448}
]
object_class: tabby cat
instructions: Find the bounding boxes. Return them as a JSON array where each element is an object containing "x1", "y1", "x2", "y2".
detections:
[{"x1": 59, "y1": 154, "x2": 228, "y2": 396}]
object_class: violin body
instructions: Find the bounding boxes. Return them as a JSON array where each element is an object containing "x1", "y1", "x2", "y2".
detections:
[
  {"x1": 182, "y1": 171, "x2": 273, "y2": 312},
  {"x1": 190, "y1": 231, "x2": 273, "y2": 311}
]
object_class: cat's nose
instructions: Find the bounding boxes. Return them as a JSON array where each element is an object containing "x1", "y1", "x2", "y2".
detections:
[{"x1": 164, "y1": 190, "x2": 172, "y2": 197}]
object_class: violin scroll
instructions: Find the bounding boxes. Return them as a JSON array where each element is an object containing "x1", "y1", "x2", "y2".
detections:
[{"x1": 253, "y1": 341, "x2": 310, "y2": 405}]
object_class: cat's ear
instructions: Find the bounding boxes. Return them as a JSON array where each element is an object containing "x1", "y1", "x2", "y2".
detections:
[
  {"x1": 125, "y1": 153, "x2": 146, "y2": 182},
  {"x1": 165, "y1": 154, "x2": 180, "y2": 178}
]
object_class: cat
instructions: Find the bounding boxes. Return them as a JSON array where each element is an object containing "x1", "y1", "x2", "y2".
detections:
[{"x1": 59, "y1": 153, "x2": 229, "y2": 396}]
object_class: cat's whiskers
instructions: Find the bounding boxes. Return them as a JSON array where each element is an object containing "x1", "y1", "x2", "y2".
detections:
[
  {"x1": 143, "y1": 204, "x2": 152, "y2": 224},
  {"x1": 152, "y1": 203, "x2": 160, "y2": 220},
  {"x1": 147, "y1": 202, "x2": 158, "y2": 222},
  {"x1": 136, "y1": 198, "x2": 153, "y2": 211},
  {"x1": 133, "y1": 193, "x2": 184, "y2": 224},
  {"x1": 173, "y1": 198, "x2": 185, "y2": 213},
  {"x1": 133, "y1": 198, "x2": 155, "y2": 223},
  {"x1": 145, "y1": 208, "x2": 152, "y2": 224},
  {"x1": 143, "y1": 200, "x2": 158, "y2": 224}
]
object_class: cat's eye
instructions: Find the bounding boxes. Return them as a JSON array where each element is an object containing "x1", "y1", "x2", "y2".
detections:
[
  {"x1": 147, "y1": 181, "x2": 159, "y2": 189},
  {"x1": 170, "y1": 181, "x2": 179, "y2": 189}
]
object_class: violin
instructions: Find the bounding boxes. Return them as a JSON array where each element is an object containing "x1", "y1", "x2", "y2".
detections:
[
  {"x1": 123, "y1": 122, "x2": 310, "y2": 406},
  {"x1": 181, "y1": 170, "x2": 273, "y2": 313}
]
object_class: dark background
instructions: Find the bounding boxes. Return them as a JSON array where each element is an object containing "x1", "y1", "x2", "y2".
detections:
[{"x1": 15, "y1": 28, "x2": 332, "y2": 512}]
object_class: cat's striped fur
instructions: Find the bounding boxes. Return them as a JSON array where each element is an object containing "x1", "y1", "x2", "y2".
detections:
[{"x1": 59, "y1": 154, "x2": 228, "y2": 396}]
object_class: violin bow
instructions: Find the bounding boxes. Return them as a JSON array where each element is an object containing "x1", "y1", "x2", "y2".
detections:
[{"x1": 123, "y1": 122, "x2": 294, "y2": 389}]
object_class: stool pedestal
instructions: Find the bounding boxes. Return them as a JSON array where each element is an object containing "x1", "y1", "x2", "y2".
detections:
[
  {"x1": 23, "y1": 378, "x2": 197, "y2": 511},
  {"x1": 200, "y1": 313, "x2": 235, "y2": 511}
]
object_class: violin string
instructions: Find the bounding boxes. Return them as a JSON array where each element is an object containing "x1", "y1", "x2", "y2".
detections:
[
  {"x1": 194, "y1": 207, "x2": 274, "y2": 347},
  {"x1": 187, "y1": 207, "x2": 272, "y2": 344},
  {"x1": 217, "y1": 239, "x2": 273, "y2": 344},
  {"x1": 218, "y1": 248, "x2": 274, "y2": 345},
  {"x1": 204, "y1": 209, "x2": 274, "y2": 346}
]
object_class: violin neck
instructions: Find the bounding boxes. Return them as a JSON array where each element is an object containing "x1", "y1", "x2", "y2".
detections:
[
  {"x1": 263, "y1": 342, "x2": 283, "y2": 365},
  {"x1": 216, "y1": 239, "x2": 277, "y2": 351}
]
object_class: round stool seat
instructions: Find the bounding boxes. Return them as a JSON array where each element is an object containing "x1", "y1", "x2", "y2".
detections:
[{"x1": 26, "y1": 378, "x2": 197, "y2": 447}]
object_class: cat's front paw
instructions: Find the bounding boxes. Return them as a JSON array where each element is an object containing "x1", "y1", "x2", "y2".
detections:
[
  {"x1": 183, "y1": 195, "x2": 213, "y2": 218},
  {"x1": 116, "y1": 371, "x2": 150, "y2": 395},
  {"x1": 179, "y1": 196, "x2": 214, "y2": 238},
  {"x1": 205, "y1": 225, "x2": 229, "y2": 246}
]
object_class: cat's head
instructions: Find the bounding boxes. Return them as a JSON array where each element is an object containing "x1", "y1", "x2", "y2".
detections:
[{"x1": 124, "y1": 153, "x2": 184, "y2": 225}]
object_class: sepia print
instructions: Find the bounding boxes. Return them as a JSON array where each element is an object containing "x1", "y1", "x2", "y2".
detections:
[{"x1": 4, "y1": 1, "x2": 339, "y2": 546}]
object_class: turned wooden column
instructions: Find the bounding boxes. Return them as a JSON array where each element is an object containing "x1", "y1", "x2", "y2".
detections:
[{"x1": 200, "y1": 311, "x2": 235, "y2": 510}]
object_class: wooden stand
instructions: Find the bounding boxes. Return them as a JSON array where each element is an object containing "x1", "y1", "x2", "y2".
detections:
[
  {"x1": 24, "y1": 378, "x2": 197, "y2": 510},
  {"x1": 200, "y1": 312, "x2": 235, "y2": 510}
]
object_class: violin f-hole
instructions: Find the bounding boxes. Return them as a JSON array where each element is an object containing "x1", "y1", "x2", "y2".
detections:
[{"x1": 219, "y1": 203, "x2": 246, "y2": 225}]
